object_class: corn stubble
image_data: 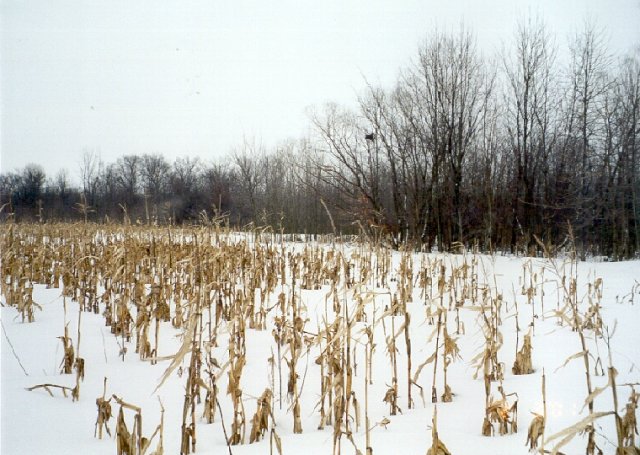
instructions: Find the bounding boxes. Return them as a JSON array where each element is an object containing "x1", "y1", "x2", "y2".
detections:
[{"x1": 2, "y1": 223, "x2": 639, "y2": 455}]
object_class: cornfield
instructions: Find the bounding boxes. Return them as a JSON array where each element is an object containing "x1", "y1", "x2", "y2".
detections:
[{"x1": 1, "y1": 222, "x2": 639, "y2": 454}]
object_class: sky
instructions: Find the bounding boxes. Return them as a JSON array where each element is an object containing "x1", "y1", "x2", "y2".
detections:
[{"x1": 1, "y1": 0, "x2": 639, "y2": 182}]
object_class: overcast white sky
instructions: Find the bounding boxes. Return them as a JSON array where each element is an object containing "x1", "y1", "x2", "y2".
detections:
[{"x1": 1, "y1": 0, "x2": 639, "y2": 180}]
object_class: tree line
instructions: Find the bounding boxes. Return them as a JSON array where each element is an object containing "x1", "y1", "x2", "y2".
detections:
[
  {"x1": 2, "y1": 19, "x2": 639, "y2": 258},
  {"x1": 0, "y1": 142, "x2": 329, "y2": 233}
]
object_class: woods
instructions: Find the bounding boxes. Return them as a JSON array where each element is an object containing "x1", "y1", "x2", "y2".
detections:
[{"x1": 2, "y1": 21, "x2": 639, "y2": 258}]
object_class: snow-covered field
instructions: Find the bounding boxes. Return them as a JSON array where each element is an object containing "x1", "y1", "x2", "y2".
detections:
[{"x1": 1, "y1": 228, "x2": 639, "y2": 454}]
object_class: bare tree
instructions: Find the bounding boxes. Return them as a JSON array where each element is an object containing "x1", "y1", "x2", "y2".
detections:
[
  {"x1": 113, "y1": 155, "x2": 142, "y2": 219},
  {"x1": 502, "y1": 16, "x2": 558, "y2": 251},
  {"x1": 202, "y1": 161, "x2": 233, "y2": 217},
  {"x1": 566, "y1": 20, "x2": 612, "y2": 252},
  {"x1": 420, "y1": 28, "x2": 493, "y2": 244},
  {"x1": 99, "y1": 163, "x2": 120, "y2": 220},
  {"x1": 79, "y1": 149, "x2": 102, "y2": 209},
  {"x1": 616, "y1": 51, "x2": 640, "y2": 255},
  {"x1": 141, "y1": 154, "x2": 169, "y2": 198},
  {"x1": 231, "y1": 139, "x2": 265, "y2": 224},
  {"x1": 17, "y1": 164, "x2": 46, "y2": 208},
  {"x1": 598, "y1": 51, "x2": 640, "y2": 257},
  {"x1": 310, "y1": 102, "x2": 390, "y2": 239},
  {"x1": 169, "y1": 156, "x2": 203, "y2": 222},
  {"x1": 358, "y1": 85, "x2": 410, "y2": 242},
  {"x1": 53, "y1": 169, "x2": 70, "y2": 199}
]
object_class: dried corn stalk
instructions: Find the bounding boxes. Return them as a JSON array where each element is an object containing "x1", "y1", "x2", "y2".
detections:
[
  {"x1": 483, "y1": 389, "x2": 518, "y2": 437},
  {"x1": 512, "y1": 333, "x2": 533, "y2": 375},
  {"x1": 621, "y1": 388, "x2": 638, "y2": 448},
  {"x1": 441, "y1": 326, "x2": 460, "y2": 402},
  {"x1": 526, "y1": 413, "x2": 545, "y2": 451},
  {"x1": 18, "y1": 284, "x2": 41, "y2": 322},
  {"x1": 249, "y1": 388, "x2": 274, "y2": 443},
  {"x1": 113, "y1": 395, "x2": 143, "y2": 455},
  {"x1": 227, "y1": 326, "x2": 247, "y2": 446},
  {"x1": 95, "y1": 377, "x2": 112, "y2": 439},
  {"x1": 426, "y1": 406, "x2": 451, "y2": 455},
  {"x1": 59, "y1": 325, "x2": 75, "y2": 375}
]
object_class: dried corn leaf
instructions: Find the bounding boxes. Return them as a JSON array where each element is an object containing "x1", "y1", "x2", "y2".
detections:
[
  {"x1": 413, "y1": 352, "x2": 437, "y2": 383},
  {"x1": 152, "y1": 313, "x2": 196, "y2": 394},
  {"x1": 554, "y1": 351, "x2": 586, "y2": 374},
  {"x1": 546, "y1": 411, "x2": 614, "y2": 454}
]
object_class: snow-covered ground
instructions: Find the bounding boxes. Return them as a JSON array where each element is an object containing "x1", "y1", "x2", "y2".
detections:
[{"x1": 1, "y1": 236, "x2": 639, "y2": 455}]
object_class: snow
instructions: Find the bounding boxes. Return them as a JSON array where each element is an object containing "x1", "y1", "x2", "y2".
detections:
[{"x1": 2, "y1": 239, "x2": 639, "y2": 455}]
